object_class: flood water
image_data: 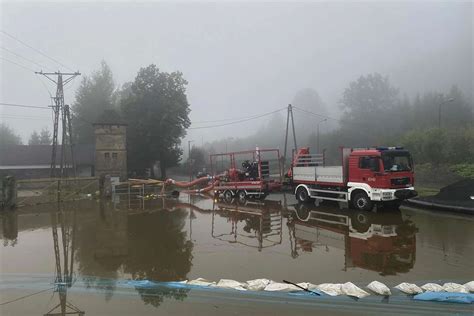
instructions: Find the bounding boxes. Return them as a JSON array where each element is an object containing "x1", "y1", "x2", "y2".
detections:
[{"x1": 1, "y1": 193, "x2": 473, "y2": 315}]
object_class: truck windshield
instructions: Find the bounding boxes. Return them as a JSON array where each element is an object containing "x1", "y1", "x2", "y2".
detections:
[{"x1": 382, "y1": 152, "x2": 413, "y2": 172}]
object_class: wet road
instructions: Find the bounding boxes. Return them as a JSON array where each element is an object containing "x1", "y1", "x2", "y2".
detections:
[{"x1": 1, "y1": 193, "x2": 473, "y2": 315}]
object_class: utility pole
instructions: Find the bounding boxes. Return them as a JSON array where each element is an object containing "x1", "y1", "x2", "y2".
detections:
[
  {"x1": 282, "y1": 104, "x2": 297, "y2": 175},
  {"x1": 437, "y1": 97, "x2": 455, "y2": 129},
  {"x1": 35, "y1": 71, "x2": 80, "y2": 179},
  {"x1": 188, "y1": 140, "x2": 194, "y2": 182},
  {"x1": 317, "y1": 118, "x2": 327, "y2": 153}
]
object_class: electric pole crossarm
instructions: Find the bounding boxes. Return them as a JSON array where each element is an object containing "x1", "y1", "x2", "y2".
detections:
[
  {"x1": 36, "y1": 71, "x2": 81, "y2": 76},
  {"x1": 35, "y1": 72, "x2": 58, "y2": 84}
]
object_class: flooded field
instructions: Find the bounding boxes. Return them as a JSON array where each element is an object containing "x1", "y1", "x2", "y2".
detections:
[{"x1": 1, "y1": 193, "x2": 473, "y2": 315}]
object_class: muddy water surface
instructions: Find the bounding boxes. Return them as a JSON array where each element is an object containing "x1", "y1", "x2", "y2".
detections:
[{"x1": 1, "y1": 193, "x2": 473, "y2": 315}]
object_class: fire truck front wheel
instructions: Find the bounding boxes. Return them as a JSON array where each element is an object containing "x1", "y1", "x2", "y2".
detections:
[
  {"x1": 352, "y1": 192, "x2": 373, "y2": 211},
  {"x1": 296, "y1": 186, "x2": 312, "y2": 203}
]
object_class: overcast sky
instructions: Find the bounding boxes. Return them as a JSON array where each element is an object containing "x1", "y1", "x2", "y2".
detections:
[{"x1": 1, "y1": 1, "x2": 472, "y2": 144}]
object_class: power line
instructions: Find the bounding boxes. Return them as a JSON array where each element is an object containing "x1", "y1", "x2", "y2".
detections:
[
  {"x1": 0, "y1": 30, "x2": 75, "y2": 71},
  {"x1": 192, "y1": 109, "x2": 283, "y2": 124},
  {"x1": 0, "y1": 56, "x2": 35, "y2": 72},
  {"x1": 1, "y1": 46, "x2": 49, "y2": 70},
  {"x1": 0, "y1": 47, "x2": 55, "y2": 97},
  {"x1": 0, "y1": 115, "x2": 51, "y2": 121},
  {"x1": 292, "y1": 106, "x2": 339, "y2": 121},
  {"x1": 0, "y1": 287, "x2": 54, "y2": 306},
  {"x1": 188, "y1": 107, "x2": 286, "y2": 129},
  {"x1": 0, "y1": 102, "x2": 50, "y2": 109}
]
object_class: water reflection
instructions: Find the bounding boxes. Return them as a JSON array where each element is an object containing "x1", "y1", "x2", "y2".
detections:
[
  {"x1": 2, "y1": 192, "x2": 433, "y2": 312},
  {"x1": 211, "y1": 199, "x2": 284, "y2": 251},
  {"x1": 287, "y1": 203, "x2": 418, "y2": 275},
  {"x1": 46, "y1": 202, "x2": 84, "y2": 316},
  {"x1": 125, "y1": 209, "x2": 193, "y2": 306},
  {"x1": 1, "y1": 210, "x2": 18, "y2": 246},
  {"x1": 74, "y1": 200, "x2": 193, "y2": 307}
]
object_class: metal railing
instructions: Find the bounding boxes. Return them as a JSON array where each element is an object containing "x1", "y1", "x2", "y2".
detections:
[{"x1": 294, "y1": 154, "x2": 324, "y2": 167}]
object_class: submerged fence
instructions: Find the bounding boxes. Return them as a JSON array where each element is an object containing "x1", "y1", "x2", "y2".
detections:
[{"x1": 16, "y1": 177, "x2": 99, "y2": 206}]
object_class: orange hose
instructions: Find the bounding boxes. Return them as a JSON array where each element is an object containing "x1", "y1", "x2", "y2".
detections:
[
  {"x1": 182, "y1": 180, "x2": 219, "y2": 194},
  {"x1": 165, "y1": 176, "x2": 211, "y2": 188}
]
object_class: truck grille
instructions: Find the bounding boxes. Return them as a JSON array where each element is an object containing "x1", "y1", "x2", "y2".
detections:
[{"x1": 391, "y1": 177, "x2": 410, "y2": 186}]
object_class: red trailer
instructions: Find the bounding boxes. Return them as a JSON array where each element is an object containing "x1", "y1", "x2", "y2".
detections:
[{"x1": 210, "y1": 148, "x2": 282, "y2": 201}]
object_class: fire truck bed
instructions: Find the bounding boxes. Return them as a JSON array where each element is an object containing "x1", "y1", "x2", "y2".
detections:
[{"x1": 293, "y1": 166, "x2": 344, "y2": 184}]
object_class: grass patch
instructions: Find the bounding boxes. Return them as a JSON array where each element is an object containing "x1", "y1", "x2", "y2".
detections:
[{"x1": 450, "y1": 164, "x2": 474, "y2": 179}]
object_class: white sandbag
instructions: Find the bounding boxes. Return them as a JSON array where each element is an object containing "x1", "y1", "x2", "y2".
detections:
[
  {"x1": 246, "y1": 279, "x2": 271, "y2": 291},
  {"x1": 216, "y1": 279, "x2": 247, "y2": 291},
  {"x1": 297, "y1": 282, "x2": 319, "y2": 291},
  {"x1": 367, "y1": 281, "x2": 391, "y2": 296},
  {"x1": 421, "y1": 283, "x2": 444, "y2": 292},
  {"x1": 394, "y1": 282, "x2": 423, "y2": 294},
  {"x1": 442, "y1": 282, "x2": 468, "y2": 293},
  {"x1": 187, "y1": 278, "x2": 216, "y2": 286},
  {"x1": 264, "y1": 281, "x2": 300, "y2": 292},
  {"x1": 341, "y1": 282, "x2": 370, "y2": 298},
  {"x1": 464, "y1": 281, "x2": 474, "y2": 293},
  {"x1": 317, "y1": 283, "x2": 343, "y2": 296}
]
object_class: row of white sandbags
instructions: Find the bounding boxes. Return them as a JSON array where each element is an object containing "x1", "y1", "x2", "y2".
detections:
[
  {"x1": 395, "y1": 282, "x2": 474, "y2": 294},
  {"x1": 185, "y1": 278, "x2": 474, "y2": 298}
]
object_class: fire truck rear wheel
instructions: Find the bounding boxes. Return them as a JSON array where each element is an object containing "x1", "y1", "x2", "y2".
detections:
[
  {"x1": 296, "y1": 187, "x2": 311, "y2": 203},
  {"x1": 353, "y1": 192, "x2": 373, "y2": 211},
  {"x1": 237, "y1": 190, "x2": 247, "y2": 201},
  {"x1": 223, "y1": 190, "x2": 233, "y2": 202}
]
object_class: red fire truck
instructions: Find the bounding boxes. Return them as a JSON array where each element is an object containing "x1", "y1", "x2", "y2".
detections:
[
  {"x1": 210, "y1": 148, "x2": 282, "y2": 201},
  {"x1": 289, "y1": 147, "x2": 417, "y2": 210}
]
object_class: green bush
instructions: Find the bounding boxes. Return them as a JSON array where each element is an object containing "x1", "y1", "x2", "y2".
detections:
[
  {"x1": 450, "y1": 164, "x2": 474, "y2": 179},
  {"x1": 401, "y1": 127, "x2": 474, "y2": 165}
]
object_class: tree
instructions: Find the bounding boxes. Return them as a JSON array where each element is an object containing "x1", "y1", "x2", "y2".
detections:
[
  {"x1": 339, "y1": 73, "x2": 401, "y2": 143},
  {"x1": 113, "y1": 82, "x2": 133, "y2": 107},
  {"x1": 28, "y1": 128, "x2": 52, "y2": 145},
  {"x1": 442, "y1": 85, "x2": 473, "y2": 128},
  {"x1": 189, "y1": 146, "x2": 206, "y2": 173},
  {"x1": 28, "y1": 131, "x2": 41, "y2": 145},
  {"x1": 0, "y1": 123, "x2": 22, "y2": 147},
  {"x1": 341, "y1": 73, "x2": 399, "y2": 118},
  {"x1": 39, "y1": 128, "x2": 52, "y2": 145},
  {"x1": 121, "y1": 65, "x2": 191, "y2": 178},
  {"x1": 72, "y1": 61, "x2": 115, "y2": 144}
]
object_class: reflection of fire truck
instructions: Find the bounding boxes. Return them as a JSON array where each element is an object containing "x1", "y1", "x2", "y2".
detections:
[
  {"x1": 288, "y1": 203, "x2": 417, "y2": 275},
  {"x1": 210, "y1": 198, "x2": 284, "y2": 251},
  {"x1": 210, "y1": 148, "x2": 282, "y2": 201}
]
